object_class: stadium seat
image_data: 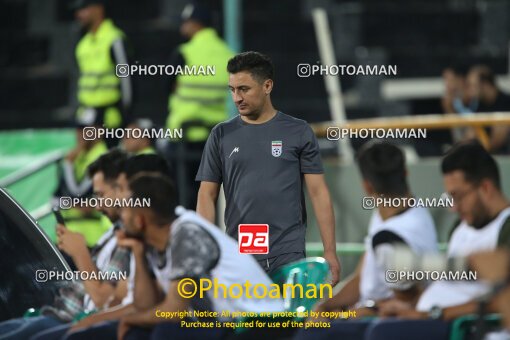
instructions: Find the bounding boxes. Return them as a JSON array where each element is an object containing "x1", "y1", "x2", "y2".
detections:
[
  {"x1": 449, "y1": 313, "x2": 502, "y2": 340},
  {"x1": 270, "y1": 257, "x2": 330, "y2": 315},
  {"x1": 236, "y1": 257, "x2": 330, "y2": 334}
]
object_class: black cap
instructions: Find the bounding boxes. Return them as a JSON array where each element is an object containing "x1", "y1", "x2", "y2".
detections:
[
  {"x1": 70, "y1": 0, "x2": 105, "y2": 11},
  {"x1": 181, "y1": 3, "x2": 212, "y2": 26}
]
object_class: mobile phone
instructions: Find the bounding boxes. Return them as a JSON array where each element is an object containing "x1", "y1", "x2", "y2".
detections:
[{"x1": 52, "y1": 207, "x2": 66, "y2": 227}]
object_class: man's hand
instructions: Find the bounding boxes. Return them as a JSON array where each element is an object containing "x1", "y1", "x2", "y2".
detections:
[
  {"x1": 69, "y1": 314, "x2": 100, "y2": 333},
  {"x1": 395, "y1": 309, "x2": 428, "y2": 320},
  {"x1": 117, "y1": 317, "x2": 131, "y2": 340},
  {"x1": 323, "y1": 250, "x2": 341, "y2": 286},
  {"x1": 66, "y1": 146, "x2": 83, "y2": 163},
  {"x1": 378, "y1": 299, "x2": 413, "y2": 318},
  {"x1": 469, "y1": 249, "x2": 509, "y2": 283},
  {"x1": 116, "y1": 230, "x2": 144, "y2": 258},
  {"x1": 57, "y1": 225, "x2": 88, "y2": 258}
]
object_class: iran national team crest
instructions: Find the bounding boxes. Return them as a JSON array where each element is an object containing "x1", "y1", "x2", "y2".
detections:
[{"x1": 271, "y1": 141, "x2": 282, "y2": 157}]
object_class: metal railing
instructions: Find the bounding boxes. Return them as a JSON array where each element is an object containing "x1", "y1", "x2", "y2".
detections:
[{"x1": 0, "y1": 149, "x2": 66, "y2": 220}]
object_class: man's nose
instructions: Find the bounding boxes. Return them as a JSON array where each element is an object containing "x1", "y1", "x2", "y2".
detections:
[{"x1": 232, "y1": 90, "x2": 242, "y2": 103}]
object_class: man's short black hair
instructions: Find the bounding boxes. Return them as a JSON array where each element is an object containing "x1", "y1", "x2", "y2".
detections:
[
  {"x1": 356, "y1": 141, "x2": 409, "y2": 196},
  {"x1": 129, "y1": 173, "x2": 177, "y2": 225},
  {"x1": 441, "y1": 140, "x2": 500, "y2": 189},
  {"x1": 477, "y1": 65, "x2": 496, "y2": 87},
  {"x1": 227, "y1": 51, "x2": 274, "y2": 82},
  {"x1": 88, "y1": 148, "x2": 128, "y2": 183},
  {"x1": 123, "y1": 154, "x2": 171, "y2": 180},
  {"x1": 445, "y1": 63, "x2": 469, "y2": 77}
]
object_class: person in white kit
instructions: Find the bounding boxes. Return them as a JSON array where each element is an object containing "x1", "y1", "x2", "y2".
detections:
[
  {"x1": 0, "y1": 149, "x2": 132, "y2": 340},
  {"x1": 115, "y1": 173, "x2": 284, "y2": 340},
  {"x1": 296, "y1": 141, "x2": 438, "y2": 340},
  {"x1": 55, "y1": 154, "x2": 175, "y2": 340},
  {"x1": 362, "y1": 141, "x2": 510, "y2": 340}
]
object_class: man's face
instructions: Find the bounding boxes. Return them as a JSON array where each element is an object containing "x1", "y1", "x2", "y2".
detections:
[
  {"x1": 75, "y1": 6, "x2": 94, "y2": 28},
  {"x1": 92, "y1": 172, "x2": 120, "y2": 221},
  {"x1": 442, "y1": 69, "x2": 463, "y2": 95},
  {"x1": 179, "y1": 20, "x2": 198, "y2": 39},
  {"x1": 443, "y1": 170, "x2": 491, "y2": 229},
  {"x1": 119, "y1": 188, "x2": 145, "y2": 240},
  {"x1": 121, "y1": 123, "x2": 150, "y2": 153},
  {"x1": 466, "y1": 71, "x2": 481, "y2": 101},
  {"x1": 229, "y1": 71, "x2": 272, "y2": 118},
  {"x1": 116, "y1": 173, "x2": 129, "y2": 198}
]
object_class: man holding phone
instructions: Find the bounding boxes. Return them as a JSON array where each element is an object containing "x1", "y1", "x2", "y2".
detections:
[
  {"x1": 0, "y1": 149, "x2": 131, "y2": 339},
  {"x1": 32, "y1": 154, "x2": 173, "y2": 340}
]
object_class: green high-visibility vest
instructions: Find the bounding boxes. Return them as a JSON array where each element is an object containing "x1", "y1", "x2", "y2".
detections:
[
  {"x1": 76, "y1": 19, "x2": 124, "y2": 128},
  {"x1": 60, "y1": 141, "x2": 110, "y2": 247},
  {"x1": 167, "y1": 28, "x2": 234, "y2": 142}
]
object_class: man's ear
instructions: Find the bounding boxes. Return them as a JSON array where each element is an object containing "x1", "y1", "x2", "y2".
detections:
[
  {"x1": 479, "y1": 178, "x2": 495, "y2": 197},
  {"x1": 134, "y1": 211, "x2": 146, "y2": 233},
  {"x1": 362, "y1": 179, "x2": 375, "y2": 196},
  {"x1": 264, "y1": 79, "x2": 273, "y2": 95}
]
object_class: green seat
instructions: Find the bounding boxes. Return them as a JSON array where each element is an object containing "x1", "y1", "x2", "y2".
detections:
[
  {"x1": 270, "y1": 257, "x2": 330, "y2": 316},
  {"x1": 235, "y1": 257, "x2": 330, "y2": 333},
  {"x1": 74, "y1": 310, "x2": 96, "y2": 322},
  {"x1": 23, "y1": 308, "x2": 41, "y2": 318},
  {"x1": 449, "y1": 314, "x2": 502, "y2": 340},
  {"x1": 23, "y1": 308, "x2": 95, "y2": 322}
]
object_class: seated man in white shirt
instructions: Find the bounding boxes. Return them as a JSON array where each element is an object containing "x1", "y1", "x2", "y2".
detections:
[
  {"x1": 46, "y1": 154, "x2": 173, "y2": 340},
  {"x1": 469, "y1": 249, "x2": 510, "y2": 338},
  {"x1": 296, "y1": 141, "x2": 438, "y2": 339},
  {"x1": 114, "y1": 173, "x2": 284, "y2": 340},
  {"x1": 364, "y1": 141, "x2": 510, "y2": 340}
]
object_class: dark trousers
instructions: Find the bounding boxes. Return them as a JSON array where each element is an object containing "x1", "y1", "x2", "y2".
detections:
[
  {"x1": 294, "y1": 318, "x2": 450, "y2": 340},
  {"x1": 125, "y1": 322, "x2": 230, "y2": 340},
  {"x1": 165, "y1": 141, "x2": 205, "y2": 210},
  {"x1": 63, "y1": 321, "x2": 117, "y2": 340},
  {"x1": 365, "y1": 318, "x2": 451, "y2": 340},
  {"x1": 257, "y1": 252, "x2": 305, "y2": 275},
  {"x1": 31, "y1": 323, "x2": 71, "y2": 339},
  {"x1": 294, "y1": 319, "x2": 372, "y2": 340}
]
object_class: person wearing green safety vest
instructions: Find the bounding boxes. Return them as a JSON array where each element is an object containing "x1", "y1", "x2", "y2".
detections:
[
  {"x1": 72, "y1": 0, "x2": 132, "y2": 146},
  {"x1": 54, "y1": 124, "x2": 110, "y2": 247},
  {"x1": 121, "y1": 119, "x2": 158, "y2": 155},
  {"x1": 165, "y1": 2, "x2": 234, "y2": 209}
]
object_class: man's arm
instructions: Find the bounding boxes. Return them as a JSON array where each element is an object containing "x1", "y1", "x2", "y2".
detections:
[
  {"x1": 196, "y1": 181, "x2": 220, "y2": 224},
  {"x1": 394, "y1": 300, "x2": 500, "y2": 321},
  {"x1": 490, "y1": 126, "x2": 510, "y2": 153},
  {"x1": 195, "y1": 126, "x2": 223, "y2": 223},
  {"x1": 57, "y1": 225, "x2": 116, "y2": 307},
  {"x1": 316, "y1": 254, "x2": 364, "y2": 313},
  {"x1": 304, "y1": 173, "x2": 341, "y2": 285},
  {"x1": 166, "y1": 50, "x2": 185, "y2": 94},
  {"x1": 71, "y1": 303, "x2": 136, "y2": 332},
  {"x1": 117, "y1": 235, "x2": 163, "y2": 310},
  {"x1": 111, "y1": 38, "x2": 132, "y2": 111},
  {"x1": 118, "y1": 280, "x2": 190, "y2": 339}
]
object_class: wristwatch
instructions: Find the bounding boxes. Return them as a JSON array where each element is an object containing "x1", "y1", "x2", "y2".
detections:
[
  {"x1": 359, "y1": 299, "x2": 379, "y2": 312},
  {"x1": 428, "y1": 305, "x2": 443, "y2": 320}
]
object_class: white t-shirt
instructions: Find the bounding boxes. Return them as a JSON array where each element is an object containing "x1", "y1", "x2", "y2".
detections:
[
  {"x1": 359, "y1": 206, "x2": 438, "y2": 304},
  {"x1": 164, "y1": 207, "x2": 285, "y2": 316},
  {"x1": 416, "y1": 207, "x2": 510, "y2": 311},
  {"x1": 84, "y1": 226, "x2": 118, "y2": 310}
]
